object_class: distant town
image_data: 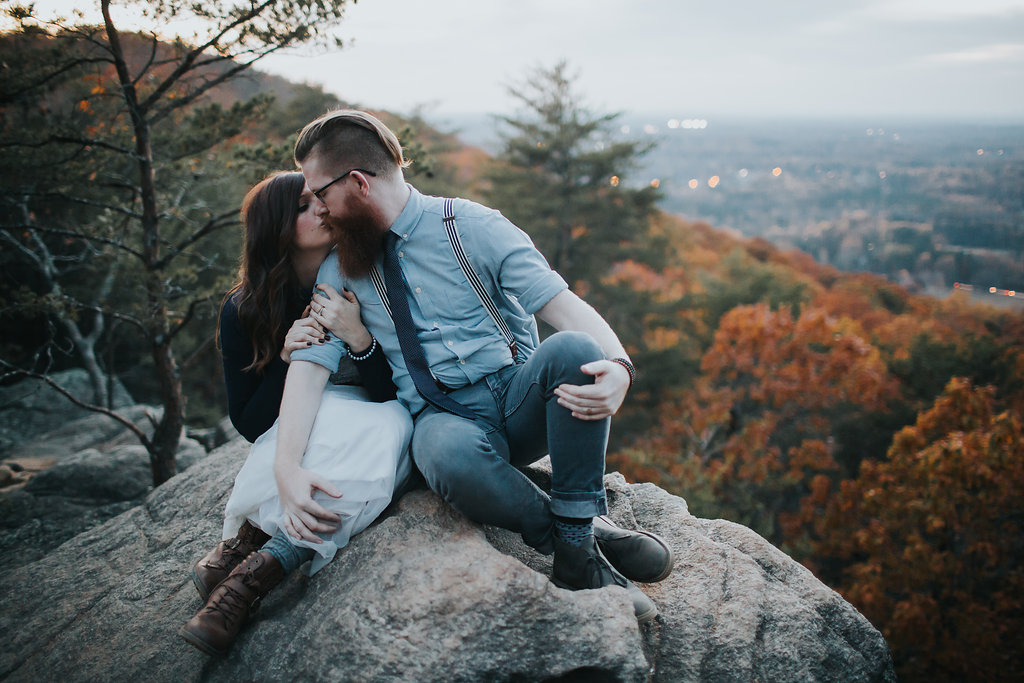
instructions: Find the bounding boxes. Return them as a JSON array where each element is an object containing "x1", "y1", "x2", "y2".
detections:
[{"x1": 447, "y1": 114, "x2": 1024, "y2": 310}]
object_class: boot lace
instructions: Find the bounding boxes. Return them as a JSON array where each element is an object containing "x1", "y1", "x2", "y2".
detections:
[{"x1": 205, "y1": 565, "x2": 262, "y2": 626}]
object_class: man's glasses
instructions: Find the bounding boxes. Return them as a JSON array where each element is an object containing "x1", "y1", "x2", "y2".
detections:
[{"x1": 311, "y1": 168, "x2": 377, "y2": 202}]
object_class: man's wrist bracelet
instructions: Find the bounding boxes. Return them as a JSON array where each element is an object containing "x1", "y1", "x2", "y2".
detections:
[
  {"x1": 610, "y1": 357, "x2": 636, "y2": 389},
  {"x1": 348, "y1": 336, "x2": 377, "y2": 361}
]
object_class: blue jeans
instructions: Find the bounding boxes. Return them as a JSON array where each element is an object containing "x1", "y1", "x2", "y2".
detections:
[{"x1": 412, "y1": 331, "x2": 610, "y2": 554}]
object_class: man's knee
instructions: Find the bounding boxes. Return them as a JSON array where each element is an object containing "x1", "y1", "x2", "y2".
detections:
[{"x1": 532, "y1": 331, "x2": 604, "y2": 385}]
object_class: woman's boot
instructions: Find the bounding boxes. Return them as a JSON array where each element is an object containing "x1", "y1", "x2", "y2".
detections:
[
  {"x1": 179, "y1": 551, "x2": 284, "y2": 656},
  {"x1": 191, "y1": 520, "x2": 271, "y2": 599}
]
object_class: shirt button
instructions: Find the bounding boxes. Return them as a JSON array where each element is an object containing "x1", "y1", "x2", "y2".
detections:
[
  {"x1": 433, "y1": 321, "x2": 440, "y2": 328},
  {"x1": 415, "y1": 287, "x2": 421, "y2": 293},
  {"x1": 460, "y1": 359, "x2": 466, "y2": 365},
  {"x1": 447, "y1": 340, "x2": 454, "y2": 347},
  {"x1": 403, "y1": 233, "x2": 409, "y2": 239},
  {"x1": 398, "y1": 251, "x2": 404, "y2": 258}
]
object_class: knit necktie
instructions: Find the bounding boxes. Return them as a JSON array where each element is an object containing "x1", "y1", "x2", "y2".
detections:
[{"x1": 381, "y1": 231, "x2": 477, "y2": 420}]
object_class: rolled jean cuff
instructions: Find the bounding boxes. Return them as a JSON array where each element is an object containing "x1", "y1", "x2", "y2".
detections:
[{"x1": 549, "y1": 489, "x2": 608, "y2": 518}]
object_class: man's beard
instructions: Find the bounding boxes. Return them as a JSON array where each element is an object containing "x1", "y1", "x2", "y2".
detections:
[{"x1": 326, "y1": 204, "x2": 387, "y2": 278}]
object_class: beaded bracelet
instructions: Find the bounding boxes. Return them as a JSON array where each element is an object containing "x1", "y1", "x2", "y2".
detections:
[
  {"x1": 348, "y1": 336, "x2": 378, "y2": 361},
  {"x1": 610, "y1": 357, "x2": 636, "y2": 389}
]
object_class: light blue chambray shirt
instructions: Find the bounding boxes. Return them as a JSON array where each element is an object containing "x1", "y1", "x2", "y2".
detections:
[{"x1": 291, "y1": 185, "x2": 568, "y2": 416}]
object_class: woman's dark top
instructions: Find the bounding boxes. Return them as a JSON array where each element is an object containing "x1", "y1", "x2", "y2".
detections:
[{"x1": 220, "y1": 293, "x2": 397, "y2": 443}]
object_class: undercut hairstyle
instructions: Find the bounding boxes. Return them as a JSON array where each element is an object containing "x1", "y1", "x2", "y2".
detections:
[
  {"x1": 218, "y1": 171, "x2": 309, "y2": 372},
  {"x1": 293, "y1": 109, "x2": 411, "y2": 178}
]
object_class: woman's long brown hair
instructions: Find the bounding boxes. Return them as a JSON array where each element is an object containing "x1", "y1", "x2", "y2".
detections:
[{"x1": 220, "y1": 171, "x2": 308, "y2": 372}]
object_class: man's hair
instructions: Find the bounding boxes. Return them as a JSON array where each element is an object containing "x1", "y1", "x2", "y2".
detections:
[{"x1": 294, "y1": 109, "x2": 410, "y2": 177}]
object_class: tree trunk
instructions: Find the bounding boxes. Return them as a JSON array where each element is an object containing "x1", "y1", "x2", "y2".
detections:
[
  {"x1": 103, "y1": 0, "x2": 182, "y2": 486},
  {"x1": 60, "y1": 320, "x2": 109, "y2": 407},
  {"x1": 149, "y1": 340, "x2": 183, "y2": 486}
]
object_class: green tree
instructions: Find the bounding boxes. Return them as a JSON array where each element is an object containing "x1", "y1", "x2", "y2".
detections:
[
  {"x1": 484, "y1": 62, "x2": 684, "y2": 430},
  {"x1": 485, "y1": 61, "x2": 663, "y2": 293},
  {"x1": 0, "y1": 0, "x2": 355, "y2": 485}
]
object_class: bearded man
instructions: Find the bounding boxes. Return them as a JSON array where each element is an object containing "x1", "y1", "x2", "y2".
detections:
[{"x1": 286, "y1": 109, "x2": 673, "y2": 622}]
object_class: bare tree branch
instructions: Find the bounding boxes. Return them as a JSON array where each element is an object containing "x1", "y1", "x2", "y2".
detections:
[
  {"x1": 138, "y1": 0, "x2": 277, "y2": 115},
  {"x1": 0, "y1": 228, "x2": 45, "y2": 269},
  {"x1": 0, "y1": 56, "x2": 112, "y2": 104},
  {"x1": 131, "y1": 33, "x2": 161, "y2": 87},
  {"x1": 152, "y1": 209, "x2": 236, "y2": 270},
  {"x1": 57, "y1": 297, "x2": 149, "y2": 335},
  {"x1": 148, "y1": 51, "x2": 279, "y2": 125},
  {"x1": 167, "y1": 294, "x2": 214, "y2": 342},
  {"x1": 0, "y1": 361, "x2": 153, "y2": 450},
  {"x1": 0, "y1": 136, "x2": 133, "y2": 157},
  {"x1": 5, "y1": 224, "x2": 146, "y2": 260},
  {"x1": 31, "y1": 192, "x2": 141, "y2": 218}
]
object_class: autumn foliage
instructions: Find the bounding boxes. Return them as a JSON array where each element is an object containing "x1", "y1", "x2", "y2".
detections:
[
  {"x1": 615, "y1": 302, "x2": 898, "y2": 542},
  {"x1": 803, "y1": 379, "x2": 1024, "y2": 680},
  {"x1": 603, "y1": 218, "x2": 1024, "y2": 680}
]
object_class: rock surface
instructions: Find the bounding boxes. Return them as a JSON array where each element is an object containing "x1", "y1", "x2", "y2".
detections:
[
  {"x1": 0, "y1": 369, "x2": 134, "y2": 453},
  {"x1": 0, "y1": 438, "x2": 895, "y2": 682},
  {"x1": 0, "y1": 405, "x2": 206, "y2": 573}
]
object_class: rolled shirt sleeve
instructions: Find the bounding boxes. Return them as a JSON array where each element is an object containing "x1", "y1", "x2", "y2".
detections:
[{"x1": 457, "y1": 204, "x2": 568, "y2": 314}]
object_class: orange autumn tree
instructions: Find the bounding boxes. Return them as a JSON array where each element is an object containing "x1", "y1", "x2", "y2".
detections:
[
  {"x1": 616, "y1": 302, "x2": 897, "y2": 545},
  {"x1": 803, "y1": 378, "x2": 1024, "y2": 681}
]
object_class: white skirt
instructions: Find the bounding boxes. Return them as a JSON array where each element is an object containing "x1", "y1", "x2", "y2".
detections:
[{"x1": 222, "y1": 383, "x2": 413, "y2": 575}]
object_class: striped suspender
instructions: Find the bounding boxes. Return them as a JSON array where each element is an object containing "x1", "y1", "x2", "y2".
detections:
[
  {"x1": 442, "y1": 199, "x2": 519, "y2": 362},
  {"x1": 369, "y1": 265, "x2": 393, "y2": 319},
  {"x1": 368, "y1": 198, "x2": 519, "y2": 363}
]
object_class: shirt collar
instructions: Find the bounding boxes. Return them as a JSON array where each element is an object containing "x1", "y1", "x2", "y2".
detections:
[{"x1": 388, "y1": 184, "x2": 423, "y2": 241}]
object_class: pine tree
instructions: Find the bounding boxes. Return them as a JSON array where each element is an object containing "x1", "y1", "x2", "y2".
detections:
[{"x1": 485, "y1": 62, "x2": 663, "y2": 297}]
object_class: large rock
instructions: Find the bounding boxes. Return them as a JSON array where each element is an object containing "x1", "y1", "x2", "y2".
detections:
[
  {"x1": 23, "y1": 436, "x2": 204, "y2": 502},
  {"x1": 0, "y1": 369, "x2": 134, "y2": 453},
  {"x1": 0, "y1": 414, "x2": 205, "y2": 574},
  {"x1": 0, "y1": 439, "x2": 895, "y2": 682},
  {"x1": 1, "y1": 404, "x2": 160, "y2": 465}
]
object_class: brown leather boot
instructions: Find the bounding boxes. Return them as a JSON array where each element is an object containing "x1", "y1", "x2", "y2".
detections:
[
  {"x1": 191, "y1": 520, "x2": 271, "y2": 599},
  {"x1": 179, "y1": 551, "x2": 284, "y2": 656}
]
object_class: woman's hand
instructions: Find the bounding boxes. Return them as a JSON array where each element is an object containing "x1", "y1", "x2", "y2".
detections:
[
  {"x1": 311, "y1": 284, "x2": 372, "y2": 353},
  {"x1": 280, "y1": 305, "x2": 327, "y2": 363},
  {"x1": 274, "y1": 463, "x2": 343, "y2": 543}
]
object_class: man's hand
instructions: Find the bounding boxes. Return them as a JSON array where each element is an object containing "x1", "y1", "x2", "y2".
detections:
[
  {"x1": 553, "y1": 359, "x2": 631, "y2": 421},
  {"x1": 275, "y1": 464, "x2": 343, "y2": 543}
]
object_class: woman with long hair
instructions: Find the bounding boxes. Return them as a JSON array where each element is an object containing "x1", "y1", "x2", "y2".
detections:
[{"x1": 178, "y1": 171, "x2": 412, "y2": 655}]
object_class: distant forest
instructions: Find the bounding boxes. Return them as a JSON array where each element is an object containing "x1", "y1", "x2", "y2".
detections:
[{"x1": 1, "y1": 21, "x2": 1022, "y2": 683}]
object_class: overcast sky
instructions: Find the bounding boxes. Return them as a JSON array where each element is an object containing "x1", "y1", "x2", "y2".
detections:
[{"x1": 20, "y1": 0, "x2": 1024, "y2": 122}]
